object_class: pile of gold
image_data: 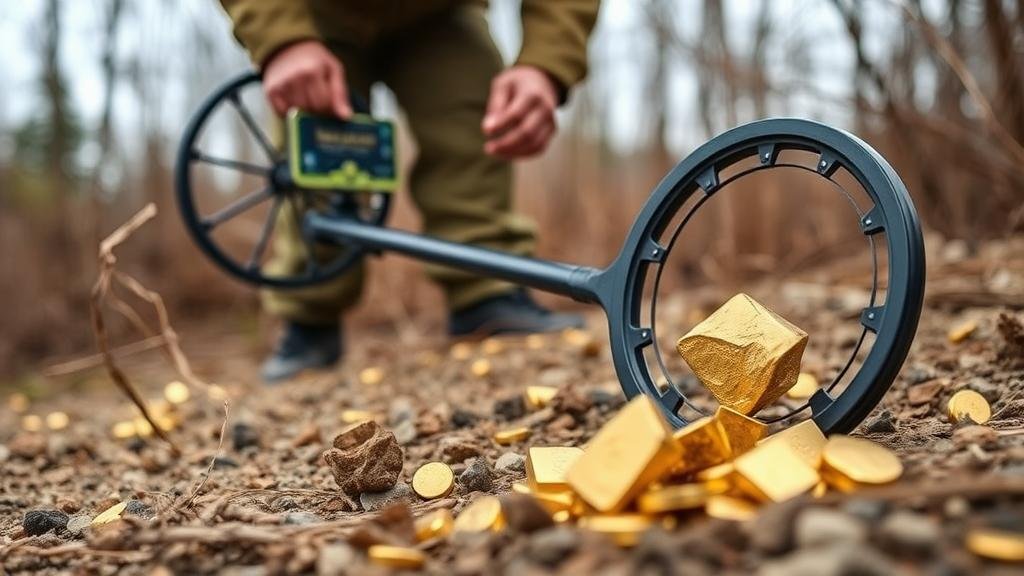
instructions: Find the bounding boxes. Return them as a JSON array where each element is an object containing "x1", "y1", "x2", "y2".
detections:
[{"x1": 450, "y1": 293, "x2": 904, "y2": 547}]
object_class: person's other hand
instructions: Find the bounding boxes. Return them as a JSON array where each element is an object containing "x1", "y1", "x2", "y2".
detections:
[
  {"x1": 263, "y1": 40, "x2": 352, "y2": 119},
  {"x1": 482, "y1": 66, "x2": 559, "y2": 159}
]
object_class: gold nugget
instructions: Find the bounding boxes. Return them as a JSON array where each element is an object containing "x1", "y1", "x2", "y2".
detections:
[
  {"x1": 358, "y1": 367, "x2": 384, "y2": 386},
  {"x1": 672, "y1": 417, "x2": 731, "y2": 475},
  {"x1": 947, "y1": 319, "x2": 978, "y2": 344},
  {"x1": 947, "y1": 390, "x2": 991, "y2": 425},
  {"x1": 454, "y1": 496, "x2": 504, "y2": 533},
  {"x1": 340, "y1": 409, "x2": 377, "y2": 424},
  {"x1": 524, "y1": 386, "x2": 559, "y2": 409},
  {"x1": 567, "y1": 396, "x2": 682, "y2": 512},
  {"x1": 705, "y1": 495, "x2": 758, "y2": 522},
  {"x1": 965, "y1": 528, "x2": 1024, "y2": 562},
  {"x1": 92, "y1": 502, "x2": 127, "y2": 525},
  {"x1": 733, "y1": 440, "x2": 819, "y2": 503},
  {"x1": 526, "y1": 446, "x2": 584, "y2": 492},
  {"x1": 494, "y1": 427, "x2": 531, "y2": 445},
  {"x1": 677, "y1": 294, "x2": 808, "y2": 414},
  {"x1": 820, "y1": 435, "x2": 902, "y2": 492},
  {"x1": 412, "y1": 462, "x2": 455, "y2": 500},
  {"x1": 787, "y1": 373, "x2": 819, "y2": 400},
  {"x1": 577, "y1": 514, "x2": 652, "y2": 547},
  {"x1": 164, "y1": 381, "x2": 190, "y2": 404},
  {"x1": 531, "y1": 490, "x2": 576, "y2": 514},
  {"x1": 758, "y1": 419, "x2": 827, "y2": 468},
  {"x1": 415, "y1": 509, "x2": 454, "y2": 542},
  {"x1": 714, "y1": 406, "x2": 766, "y2": 455},
  {"x1": 45, "y1": 411, "x2": 69, "y2": 431},
  {"x1": 368, "y1": 545, "x2": 426, "y2": 569},
  {"x1": 637, "y1": 483, "x2": 710, "y2": 514}
]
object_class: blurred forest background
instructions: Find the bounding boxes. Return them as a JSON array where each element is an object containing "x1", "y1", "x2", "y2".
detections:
[{"x1": 1, "y1": 0, "x2": 1022, "y2": 384}]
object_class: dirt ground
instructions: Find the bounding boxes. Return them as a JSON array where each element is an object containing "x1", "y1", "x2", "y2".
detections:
[{"x1": 1, "y1": 237, "x2": 1023, "y2": 575}]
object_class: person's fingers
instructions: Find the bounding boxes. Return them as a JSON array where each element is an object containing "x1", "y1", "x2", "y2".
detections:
[
  {"x1": 305, "y1": 76, "x2": 331, "y2": 115},
  {"x1": 267, "y1": 90, "x2": 289, "y2": 117},
  {"x1": 485, "y1": 108, "x2": 551, "y2": 155},
  {"x1": 484, "y1": 90, "x2": 540, "y2": 137},
  {"x1": 491, "y1": 122, "x2": 555, "y2": 159},
  {"x1": 483, "y1": 75, "x2": 515, "y2": 134},
  {"x1": 325, "y1": 63, "x2": 353, "y2": 119}
]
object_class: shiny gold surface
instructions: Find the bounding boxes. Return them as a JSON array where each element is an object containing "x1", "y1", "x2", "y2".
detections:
[
  {"x1": 412, "y1": 462, "x2": 455, "y2": 500},
  {"x1": 714, "y1": 406, "x2": 766, "y2": 455},
  {"x1": 526, "y1": 446, "x2": 584, "y2": 492},
  {"x1": 705, "y1": 495, "x2": 758, "y2": 521},
  {"x1": 820, "y1": 435, "x2": 902, "y2": 492},
  {"x1": 367, "y1": 545, "x2": 426, "y2": 569},
  {"x1": 453, "y1": 495, "x2": 505, "y2": 533},
  {"x1": 787, "y1": 372, "x2": 819, "y2": 400},
  {"x1": 358, "y1": 367, "x2": 384, "y2": 386},
  {"x1": 524, "y1": 385, "x2": 559, "y2": 409},
  {"x1": 111, "y1": 421, "x2": 136, "y2": 439},
  {"x1": 577, "y1": 514, "x2": 653, "y2": 547},
  {"x1": 531, "y1": 490, "x2": 577, "y2": 514},
  {"x1": 567, "y1": 396, "x2": 682, "y2": 512},
  {"x1": 637, "y1": 483, "x2": 710, "y2": 514},
  {"x1": 676, "y1": 293, "x2": 808, "y2": 414},
  {"x1": 470, "y1": 358, "x2": 492, "y2": 377},
  {"x1": 21, "y1": 414, "x2": 43, "y2": 432},
  {"x1": 92, "y1": 501, "x2": 127, "y2": 525},
  {"x1": 947, "y1": 319, "x2": 978, "y2": 344},
  {"x1": 414, "y1": 509, "x2": 455, "y2": 542},
  {"x1": 493, "y1": 426, "x2": 532, "y2": 445},
  {"x1": 45, "y1": 411, "x2": 69, "y2": 431},
  {"x1": 733, "y1": 440, "x2": 819, "y2": 502},
  {"x1": 511, "y1": 482, "x2": 531, "y2": 495},
  {"x1": 340, "y1": 409, "x2": 377, "y2": 424},
  {"x1": 672, "y1": 417, "x2": 731, "y2": 475},
  {"x1": 947, "y1": 390, "x2": 991, "y2": 425},
  {"x1": 965, "y1": 528, "x2": 1024, "y2": 561},
  {"x1": 164, "y1": 381, "x2": 190, "y2": 404},
  {"x1": 758, "y1": 419, "x2": 827, "y2": 468}
]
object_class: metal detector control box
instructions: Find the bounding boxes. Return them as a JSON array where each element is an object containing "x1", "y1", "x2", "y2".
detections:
[{"x1": 287, "y1": 110, "x2": 398, "y2": 192}]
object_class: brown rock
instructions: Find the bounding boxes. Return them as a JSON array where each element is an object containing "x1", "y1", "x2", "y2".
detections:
[
  {"x1": 498, "y1": 493, "x2": 555, "y2": 533},
  {"x1": 550, "y1": 385, "x2": 593, "y2": 422},
  {"x1": 322, "y1": 420, "x2": 403, "y2": 496},
  {"x1": 907, "y1": 379, "x2": 945, "y2": 405},
  {"x1": 8, "y1": 433, "x2": 47, "y2": 459},
  {"x1": 952, "y1": 424, "x2": 998, "y2": 449},
  {"x1": 438, "y1": 436, "x2": 483, "y2": 463},
  {"x1": 293, "y1": 424, "x2": 322, "y2": 448},
  {"x1": 416, "y1": 410, "x2": 446, "y2": 437}
]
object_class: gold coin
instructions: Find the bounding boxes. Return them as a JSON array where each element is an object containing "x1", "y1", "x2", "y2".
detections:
[
  {"x1": 45, "y1": 411, "x2": 70, "y2": 431},
  {"x1": 947, "y1": 390, "x2": 991, "y2": 425},
  {"x1": 414, "y1": 509, "x2": 454, "y2": 542},
  {"x1": 412, "y1": 462, "x2": 455, "y2": 500},
  {"x1": 367, "y1": 545, "x2": 426, "y2": 569},
  {"x1": 450, "y1": 342, "x2": 474, "y2": 360},
  {"x1": 111, "y1": 421, "x2": 136, "y2": 439},
  {"x1": 947, "y1": 319, "x2": 978, "y2": 344},
  {"x1": 577, "y1": 514, "x2": 652, "y2": 547},
  {"x1": 453, "y1": 496, "x2": 504, "y2": 533},
  {"x1": 21, "y1": 414, "x2": 43, "y2": 432},
  {"x1": 524, "y1": 385, "x2": 559, "y2": 409},
  {"x1": 637, "y1": 483, "x2": 710, "y2": 514},
  {"x1": 787, "y1": 373, "x2": 818, "y2": 400},
  {"x1": 358, "y1": 367, "x2": 384, "y2": 386},
  {"x1": 493, "y1": 426, "x2": 531, "y2": 445},
  {"x1": 92, "y1": 501, "x2": 128, "y2": 525},
  {"x1": 163, "y1": 381, "x2": 190, "y2": 404},
  {"x1": 470, "y1": 359, "x2": 492, "y2": 377},
  {"x1": 965, "y1": 528, "x2": 1024, "y2": 562},
  {"x1": 821, "y1": 435, "x2": 902, "y2": 491},
  {"x1": 705, "y1": 495, "x2": 758, "y2": 522}
]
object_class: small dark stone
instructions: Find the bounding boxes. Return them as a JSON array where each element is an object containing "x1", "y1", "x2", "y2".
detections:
[
  {"x1": 459, "y1": 458, "x2": 494, "y2": 493},
  {"x1": 439, "y1": 436, "x2": 483, "y2": 464},
  {"x1": 450, "y1": 409, "x2": 480, "y2": 429},
  {"x1": 271, "y1": 496, "x2": 300, "y2": 512},
  {"x1": 65, "y1": 514, "x2": 91, "y2": 537},
  {"x1": 863, "y1": 409, "x2": 897, "y2": 434},
  {"x1": 212, "y1": 456, "x2": 239, "y2": 469},
  {"x1": 23, "y1": 509, "x2": 69, "y2": 536},
  {"x1": 526, "y1": 526, "x2": 578, "y2": 565},
  {"x1": 359, "y1": 482, "x2": 414, "y2": 512},
  {"x1": 904, "y1": 367, "x2": 934, "y2": 385},
  {"x1": 843, "y1": 499, "x2": 888, "y2": 522},
  {"x1": 499, "y1": 494, "x2": 554, "y2": 534},
  {"x1": 493, "y1": 396, "x2": 527, "y2": 421},
  {"x1": 126, "y1": 437, "x2": 147, "y2": 453},
  {"x1": 124, "y1": 499, "x2": 154, "y2": 519},
  {"x1": 231, "y1": 422, "x2": 260, "y2": 451},
  {"x1": 587, "y1": 388, "x2": 624, "y2": 411}
]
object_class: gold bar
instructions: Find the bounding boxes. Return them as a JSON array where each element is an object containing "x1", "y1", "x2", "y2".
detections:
[
  {"x1": 526, "y1": 446, "x2": 584, "y2": 492},
  {"x1": 714, "y1": 406, "x2": 766, "y2": 455},
  {"x1": 733, "y1": 440, "x2": 819, "y2": 503},
  {"x1": 758, "y1": 419, "x2": 827, "y2": 468},
  {"x1": 671, "y1": 417, "x2": 731, "y2": 475},
  {"x1": 567, "y1": 396, "x2": 682, "y2": 512},
  {"x1": 677, "y1": 294, "x2": 808, "y2": 414}
]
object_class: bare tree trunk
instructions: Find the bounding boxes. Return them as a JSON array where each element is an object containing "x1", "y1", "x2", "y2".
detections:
[
  {"x1": 983, "y1": 0, "x2": 1024, "y2": 144},
  {"x1": 42, "y1": 0, "x2": 68, "y2": 190}
]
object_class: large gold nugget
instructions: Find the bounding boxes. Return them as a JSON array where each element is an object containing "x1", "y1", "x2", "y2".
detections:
[
  {"x1": 677, "y1": 294, "x2": 808, "y2": 414},
  {"x1": 758, "y1": 419, "x2": 827, "y2": 468},
  {"x1": 672, "y1": 417, "x2": 731, "y2": 475},
  {"x1": 567, "y1": 396, "x2": 682, "y2": 513},
  {"x1": 714, "y1": 406, "x2": 766, "y2": 455},
  {"x1": 733, "y1": 440, "x2": 819, "y2": 503}
]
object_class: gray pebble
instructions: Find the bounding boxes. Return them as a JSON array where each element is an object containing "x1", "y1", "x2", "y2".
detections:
[
  {"x1": 0, "y1": 444, "x2": 9, "y2": 463},
  {"x1": 388, "y1": 397, "x2": 416, "y2": 427},
  {"x1": 878, "y1": 511, "x2": 940, "y2": 556},
  {"x1": 65, "y1": 514, "x2": 92, "y2": 537},
  {"x1": 359, "y1": 482, "x2": 414, "y2": 512},
  {"x1": 392, "y1": 418, "x2": 417, "y2": 445},
  {"x1": 495, "y1": 452, "x2": 526, "y2": 474},
  {"x1": 124, "y1": 499, "x2": 155, "y2": 519},
  {"x1": 284, "y1": 511, "x2": 322, "y2": 525},
  {"x1": 231, "y1": 422, "x2": 260, "y2": 451},
  {"x1": 794, "y1": 508, "x2": 867, "y2": 548},
  {"x1": 759, "y1": 543, "x2": 897, "y2": 576},
  {"x1": 493, "y1": 396, "x2": 527, "y2": 421},
  {"x1": 23, "y1": 509, "x2": 69, "y2": 536},
  {"x1": 526, "y1": 526, "x2": 579, "y2": 566},
  {"x1": 459, "y1": 458, "x2": 494, "y2": 493}
]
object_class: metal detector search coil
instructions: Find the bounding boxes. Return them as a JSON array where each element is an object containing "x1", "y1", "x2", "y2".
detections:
[{"x1": 176, "y1": 72, "x2": 926, "y2": 435}]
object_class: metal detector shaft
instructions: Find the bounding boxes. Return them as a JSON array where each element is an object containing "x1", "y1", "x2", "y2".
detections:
[{"x1": 306, "y1": 213, "x2": 604, "y2": 304}]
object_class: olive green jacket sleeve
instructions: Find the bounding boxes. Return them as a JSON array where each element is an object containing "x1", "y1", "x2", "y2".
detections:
[
  {"x1": 516, "y1": 0, "x2": 601, "y2": 96},
  {"x1": 219, "y1": 0, "x2": 320, "y2": 67}
]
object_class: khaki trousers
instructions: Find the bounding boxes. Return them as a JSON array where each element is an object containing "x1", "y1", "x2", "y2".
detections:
[{"x1": 262, "y1": 5, "x2": 536, "y2": 325}]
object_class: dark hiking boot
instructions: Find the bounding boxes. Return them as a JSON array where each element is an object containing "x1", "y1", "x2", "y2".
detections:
[
  {"x1": 261, "y1": 322, "x2": 342, "y2": 383},
  {"x1": 449, "y1": 289, "x2": 585, "y2": 337}
]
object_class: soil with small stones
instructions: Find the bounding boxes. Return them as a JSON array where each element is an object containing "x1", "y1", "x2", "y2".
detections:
[{"x1": 2, "y1": 240, "x2": 1024, "y2": 575}]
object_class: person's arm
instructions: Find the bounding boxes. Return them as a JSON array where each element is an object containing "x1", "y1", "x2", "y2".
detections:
[
  {"x1": 516, "y1": 0, "x2": 601, "y2": 101},
  {"x1": 219, "y1": 1, "x2": 351, "y2": 118}
]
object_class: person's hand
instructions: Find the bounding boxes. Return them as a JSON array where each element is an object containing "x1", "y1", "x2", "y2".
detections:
[
  {"x1": 263, "y1": 40, "x2": 352, "y2": 119},
  {"x1": 482, "y1": 66, "x2": 560, "y2": 159}
]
